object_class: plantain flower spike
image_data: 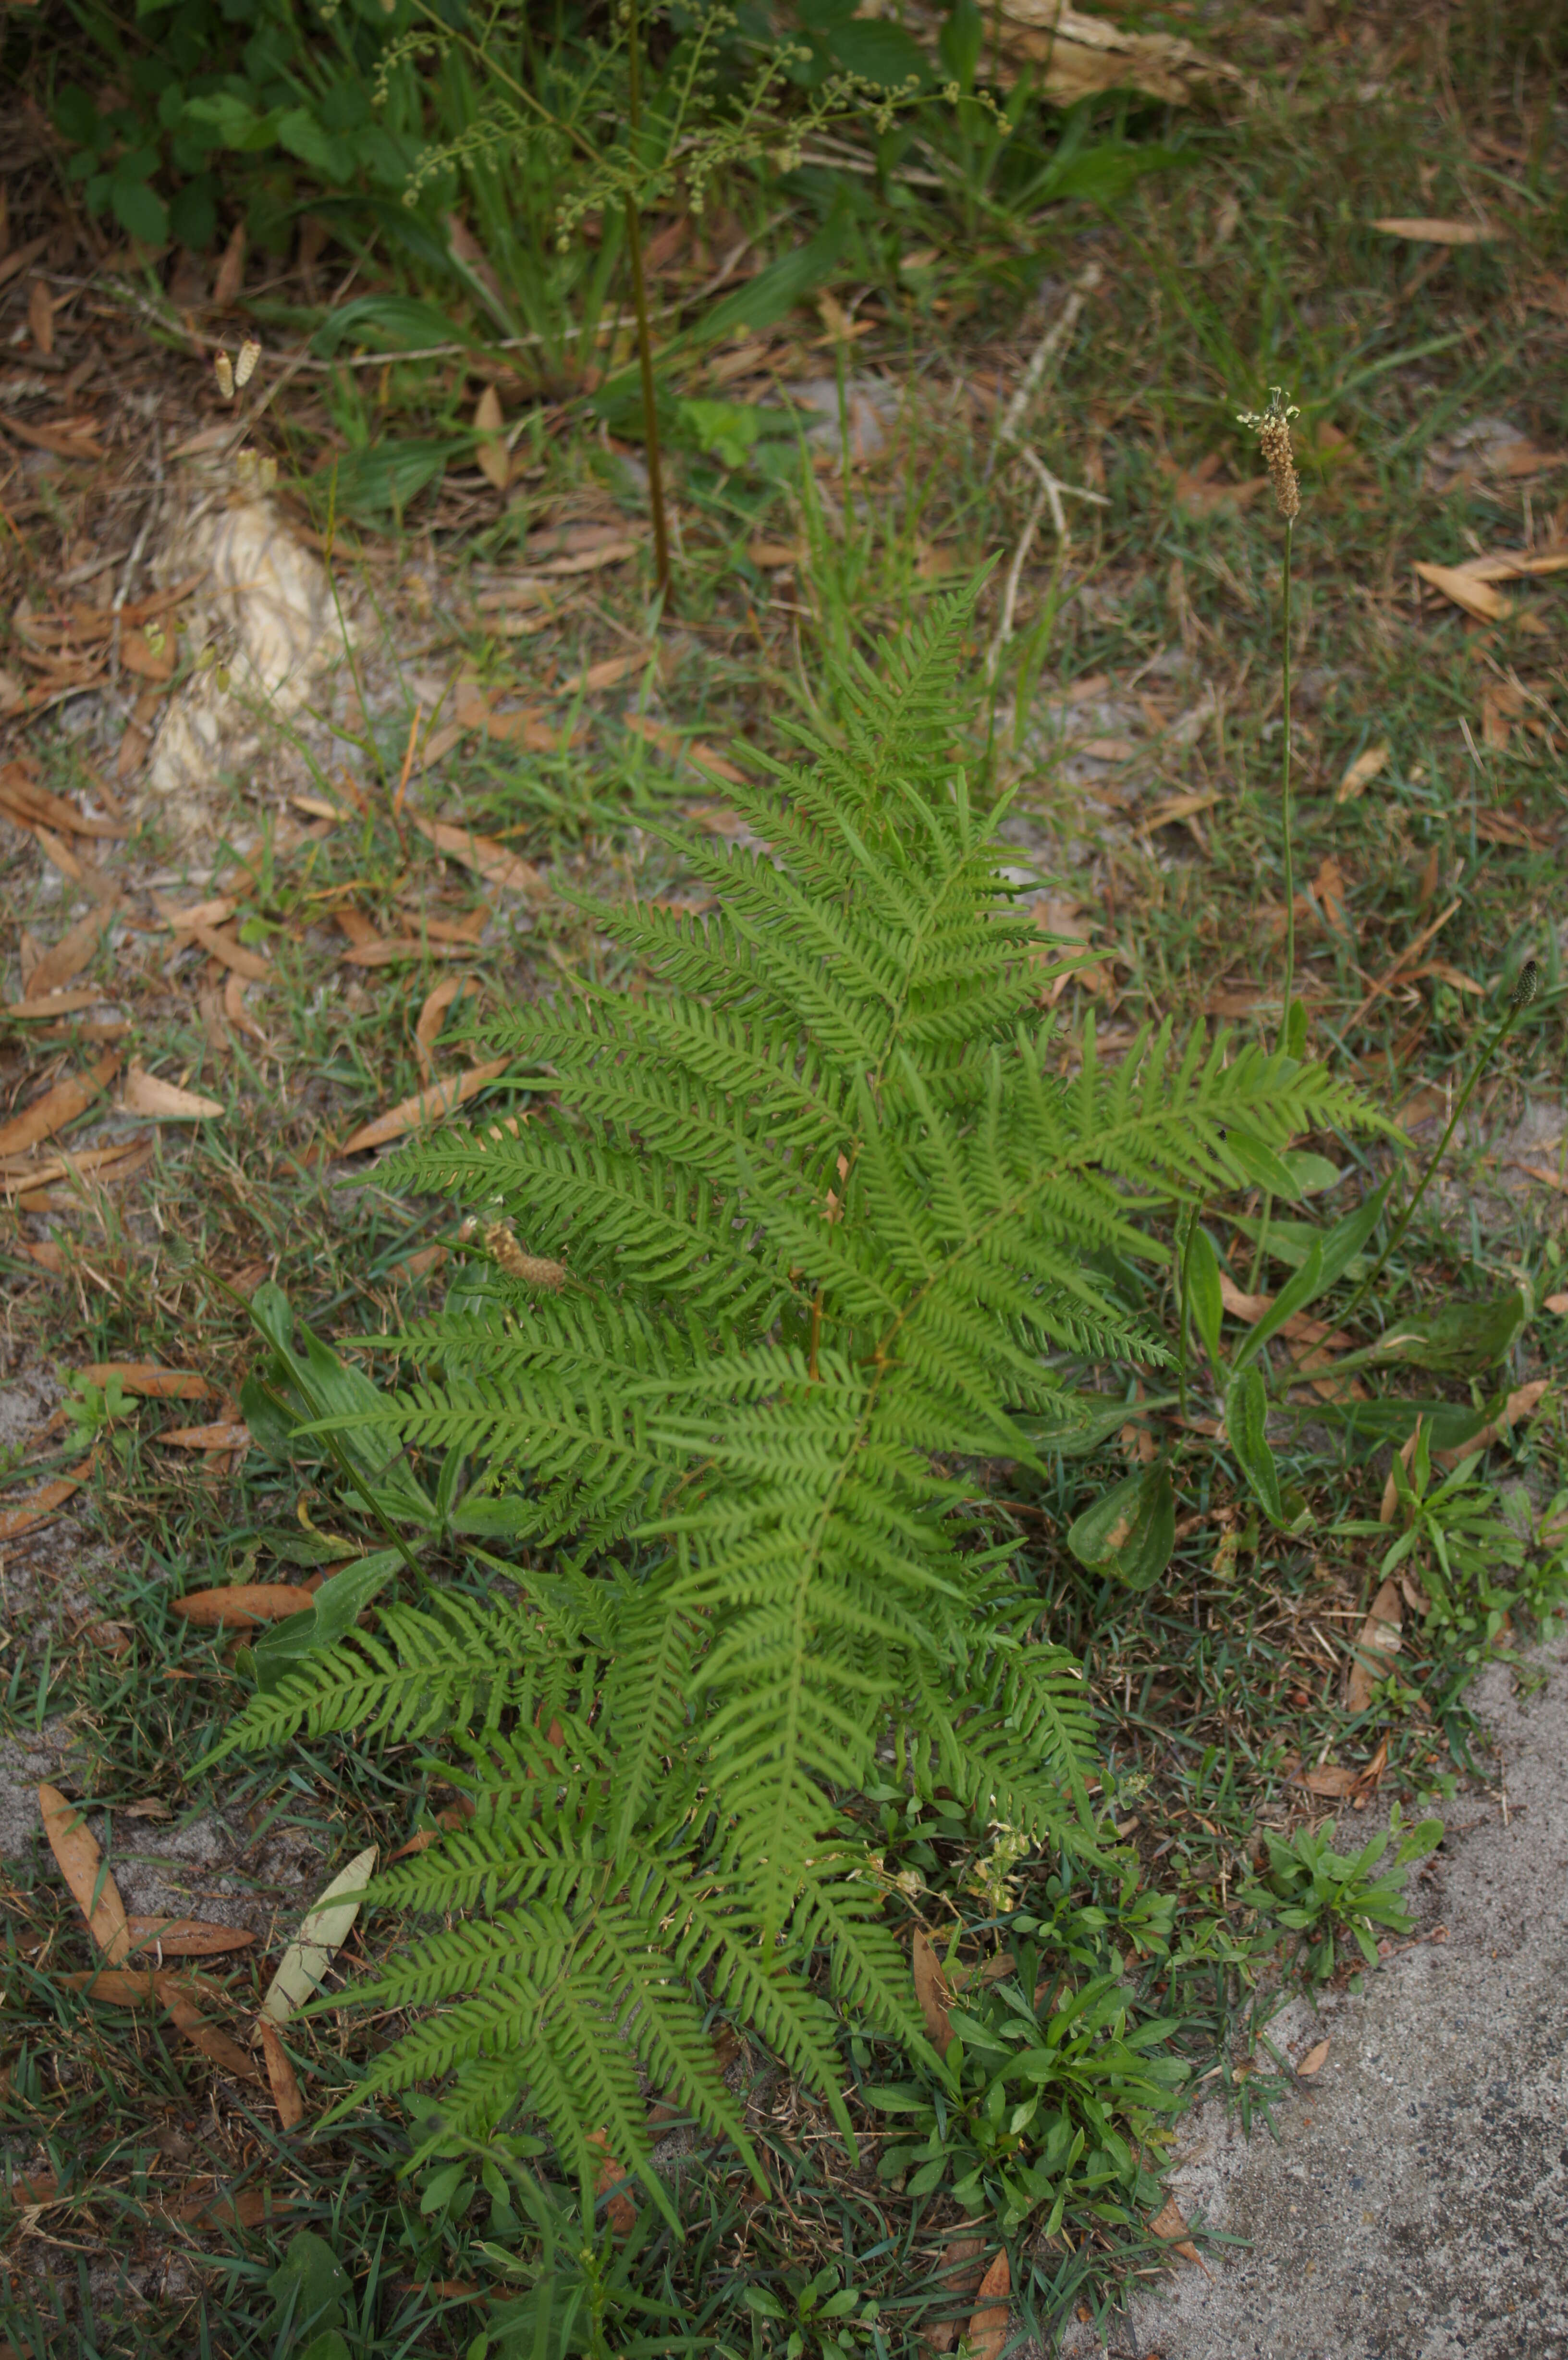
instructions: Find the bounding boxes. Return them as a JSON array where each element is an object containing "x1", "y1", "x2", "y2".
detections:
[{"x1": 1237, "y1": 387, "x2": 1301, "y2": 521}]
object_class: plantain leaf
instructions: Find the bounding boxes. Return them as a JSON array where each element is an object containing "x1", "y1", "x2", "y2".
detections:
[
  {"x1": 1184, "y1": 1224, "x2": 1225, "y2": 1375},
  {"x1": 1066, "y1": 1465, "x2": 1176, "y2": 1591},
  {"x1": 1225, "y1": 1364, "x2": 1285, "y2": 1527}
]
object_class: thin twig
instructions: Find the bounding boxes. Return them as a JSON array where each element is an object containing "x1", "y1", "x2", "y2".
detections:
[
  {"x1": 984, "y1": 479, "x2": 1050, "y2": 684},
  {"x1": 1344, "y1": 898, "x2": 1463, "y2": 1029},
  {"x1": 992, "y1": 262, "x2": 1102, "y2": 461},
  {"x1": 109, "y1": 423, "x2": 163, "y2": 699}
]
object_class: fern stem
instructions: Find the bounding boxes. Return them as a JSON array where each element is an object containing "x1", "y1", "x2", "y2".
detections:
[{"x1": 624, "y1": 0, "x2": 672, "y2": 608}]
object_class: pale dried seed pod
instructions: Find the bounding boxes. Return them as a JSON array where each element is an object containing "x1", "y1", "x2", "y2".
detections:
[
  {"x1": 214, "y1": 351, "x2": 234, "y2": 400},
  {"x1": 1256, "y1": 412, "x2": 1300, "y2": 521},
  {"x1": 235, "y1": 336, "x2": 262, "y2": 389},
  {"x1": 483, "y1": 1221, "x2": 565, "y2": 1289}
]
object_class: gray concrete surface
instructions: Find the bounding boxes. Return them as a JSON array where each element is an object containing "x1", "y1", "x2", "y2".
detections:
[{"x1": 1049, "y1": 1648, "x2": 1568, "y2": 2360}]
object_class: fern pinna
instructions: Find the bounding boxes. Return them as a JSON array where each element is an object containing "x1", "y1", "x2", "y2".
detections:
[{"x1": 210, "y1": 593, "x2": 1373, "y2": 2218}]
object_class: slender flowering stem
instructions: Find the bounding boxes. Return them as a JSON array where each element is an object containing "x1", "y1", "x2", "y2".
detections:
[
  {"x1": 1237, "y1": 388, "x2": 1302, "y2": 1055},
  {"x1": 1280, "y1": 516, "x2": 1295, "y2": 1046}
]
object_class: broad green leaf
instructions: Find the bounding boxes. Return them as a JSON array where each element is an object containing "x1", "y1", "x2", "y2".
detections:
[
  {"x1": 1225, "y1": 1365, "x2": 1284, "y2": 1526},
  {"x1": 1184, "y1": 1225, "x2": 1225, "y2": 1373},
  {"x1": 1283, "y1": 1000, "x2": 1309, "y2": 1060},
  {"x1": 676, "y1": 397, "x2": 768, "y2": 470},
  {"x1": 111, "y1": 176, "x2": 168, "y2": 246},
  {"x1": 1372, "y1": 1290, "x2": 1526, "y2": 1374},
  {"x1": 1066, "y1": 1465, "x2": 1176, "y2": 1591},
  {"x1": 1282, "y1": 1150, "x2": 1343, "y2": 1196},
  {"x1": 1011, "y1": 1391, "x2": 1177, "y2": 1460},
  {"x1": 1219, "y1": 1123, "x2": 1303, "y2": 1199},
  {"x1": 268, "y1": 2231, "x2": 350, "y2": 2335},
  {"x1": 275, "y1": 106, "x2": 355, "y2": 182},
  {"x1": 252, "y1": 1550, "x2": 402, "y2": 1692},
  {"x1": 258, "y1": 1847, "x2": 377, "y2": 2029},
  {"x1": 1230, "y1": 1240, "x2": 1324, "y2": 1372},
  {"x1": 1227, "y1": 1212, "x2": 1370, "y2": 1280},
  {"x1": 1303, "y1": 1394, "x2": 1486, "y2": 1455},
  {"x1": 694, "y1": 211, "x2": 848, "y2": 345}
]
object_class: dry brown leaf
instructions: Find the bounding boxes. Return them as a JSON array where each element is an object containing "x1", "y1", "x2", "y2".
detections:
[
  {"x1": 919, "y1": 2236, "x2": 986, "y2": 2353},
  {"x1": 177, "y1": 2182, "x2": 282, "y2": 2229},
  {"x1": 120, "y1": 627, "x2": 175, "y2": 683},
  {"x1": 912, "y1": 1929, "x2": 953, "y2": 2050},
  {"x1": 125, "y1": 1917, "x2": 255, "y2": 1957},
  {"x1": 1346, "y1": 1577, "x2": 1403, "y2": 1713},
  {"x1": 1414, "y1": 561, "x2": 1510, "y2": 623},
  {"x1": 1143, "y1": 789, "x2": 1220, "y2": 844},
  {"x1": 1509, "y1": 1160, "x2": 1568, "y2": 1196},
  {"x1": 0, "y1": 1050, "x2": 121, "y2": 1156},
  {"x1": 334, "y1": 907, "x2": 383, "y2": 950},
  {"x1": 1296, "y1": 2038, "x2": 1331, "y2": 2077},
  {"x1": 341, "y1": 937, "x2": 473, "y2": 968},
  {"x1": 414, "y1": 975, "x2": 479, "y2": 1083},
  {"x1": 965, "y1": 2251, "x2": 1011, "y2": 2360},
  {"x1": 474, "y1": 383, "x2": 510, "y2": 492},
  {"x1": 38, "y1": 1784, "x2": 131, "y2": 1963},
  {"x1": 1297, "y1": 1763, "x2": 1359, "y2": 1797},
  {"x1": 260, "y1": 2021, "x2": 306, "y2": 2130},
  {"x1": 224, "y1": 970, "x2": 268, "y2": 1045},
  {"x1": 27, "y1": 275, "x2": 54, "y2": 356},
  {"x1": 121, "y1": 1065, "x2": 224, "y2": 1121},
  {"x1": 160, "y1": 1421, "x2": 252, "y2": 1452},
  {"x1": 213, "y1": 220, "x2": 247, "y2": 307},
  {"x1": 1458, "y1": 544, "x2": 1568, "y2": 581},
  {"x1": 531, "y1": 540, "x2": 639, "y2": 578},
  {"x1": 26, "y1": 906, "x2": 118, "y2": 1000},
  {"x1": 925, "y1": 0, "x2": 1245, "y2": 101},
  {"x1": 0, "y1": 1460, "x2": 92, "y2": 1540},
  {"x1": 1378, "y1": 1420, "x2": 1426, "y2": 1525},
  {"x1": 185, "y1": 922, "x2": 270, "y2": 983},
  {"x1": 339, "y1": 1057, "x2": 509, "y2": 1155},
  {"x1": 1434, "y1": 1378, "x2": 1552, "y2": 1467},
  {"x1": 0, "y1": 770, "x2": 126, "y2": 839},
  {"x1": 587, "y1": 2131, "x2": 637, "y2": 2235},
  {"x1": 623, "y1": 712, "x2": 749, "y2": 785},
  {"x1": 81, "y1": 1364, "x2": 209, "y2": 1400},
  {"x1": 30, "y1": 825, "x2": 118, "y2": 903},
  {"x1": 1544, "y1": 1292, "x2": 1568, "y2": 1315},
  {"x1": 1311, "y1": 854, "x2": 1348, "y2": 931},
  {"x1": 15, "y1": 1238, "x2": 68, "y2": 1275},
  {"x1": 171, "y1": 1583, "x2": 318, "y2": 1626},
  {"x1": 411, "y1": 815, "x2": 545, "y2": 897},
  {"x1": 55, "y1": 1966, "x2": 230, "y2": 2004},
  {"x1": 747, "y1": 536, "x2": 801, "y2": 567},
  {"x1": 1028, "y1": 893, "x2": 1105, "y2": 1002},
  {"x1": 154, "y1": 894, "x2": 238, "y2": 932},
  {"x1": 392, "y1": 1243, "x2": 448, "y2": 1285},
  {"x1": 560, "y1": 650, "x2": 656, "y2": 696},
  {"x1": 1148, "y1": 2194, "x2": 1203, "y2": 2266},
  {"x1": 4, "y1": 987, "x2": 105, "y2": 1020},
  {"x1": 1372, "y1": 216, "x2": 1492, "y2": 244},
  {"x1": 1335, "y1": 743, "x2": 1390, "y2": 804}
]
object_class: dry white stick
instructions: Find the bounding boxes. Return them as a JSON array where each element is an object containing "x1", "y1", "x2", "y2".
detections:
[
  {"x1": 995, "y1": 260, "x2": 1102, "y2": 455},
  {"x1": 1019, "y1": 442, "x2": 1110, "y2": 527},
  {"x1": 985, "y1": 479, "x2": 1051, "y2": 684}
]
